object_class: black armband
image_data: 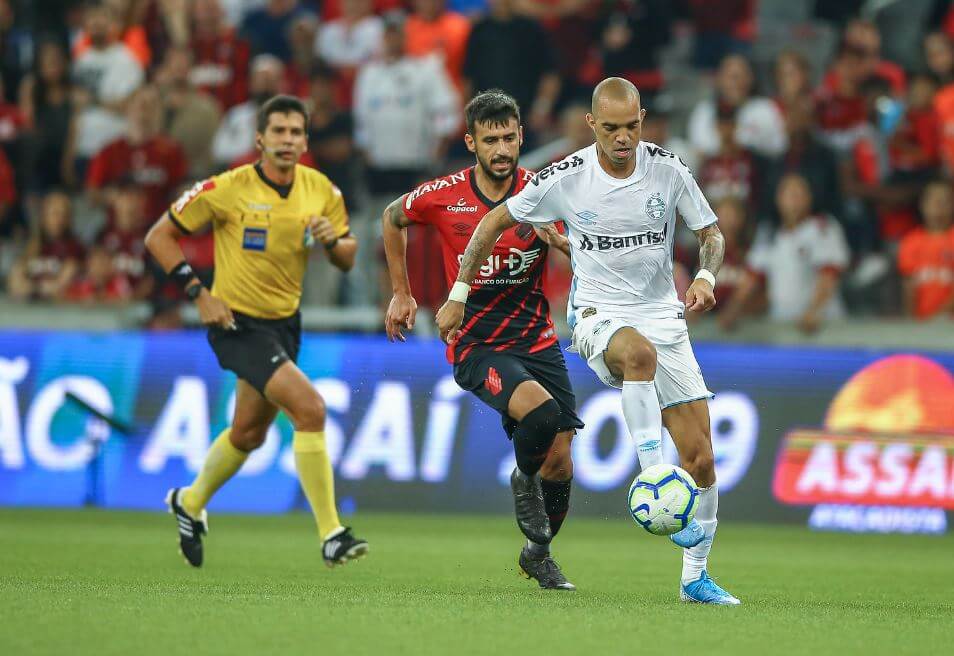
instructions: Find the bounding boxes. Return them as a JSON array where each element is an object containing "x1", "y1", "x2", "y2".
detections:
[{"x1": 169, "y1": 260, "x2": 199, "y2": 291}]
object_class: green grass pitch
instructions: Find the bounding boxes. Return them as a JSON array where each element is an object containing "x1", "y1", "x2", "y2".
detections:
[{"x1": 2, "y1": 508, "x2": 952, "y2": 655}]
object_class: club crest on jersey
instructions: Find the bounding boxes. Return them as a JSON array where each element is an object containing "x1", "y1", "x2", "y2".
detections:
[{"x1": 645, "y1": 193, "x2": 666, "y2": 220}]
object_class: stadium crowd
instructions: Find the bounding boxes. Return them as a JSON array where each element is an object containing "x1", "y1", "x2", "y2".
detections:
[{"x1": 0, "y1": 0, "x2": 952, "y2": 331}]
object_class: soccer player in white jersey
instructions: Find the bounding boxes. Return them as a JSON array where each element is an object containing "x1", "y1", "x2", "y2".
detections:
[{"x1": 437, "y1": 78, "x2": 740, "y2": 605}]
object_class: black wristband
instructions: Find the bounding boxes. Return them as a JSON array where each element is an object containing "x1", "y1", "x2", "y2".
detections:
[
  {"x1": 324, "y1": 237, "x2": 339, "y2": 251},
  {"x1": 170, "y1": 260, "x2": 198, "y2": 291}
]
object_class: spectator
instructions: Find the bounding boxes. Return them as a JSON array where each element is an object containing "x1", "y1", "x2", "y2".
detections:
[
  {"x1": 354, "y1": 18, "x2": 459, "y2": 194},
  {"x1": 307, "y1": 68, "x2": 357, "y2": 204},
  {"x1": 315, "y1": 0, "x2": 383, "y2": 73},
  {"x1": 354, "y1": 17, "x2": 459, "y2": 305},
  {"x1": 897, "y1": 180, "x2": 954, "y2": 319},
  {"x1": 721, "y1": 174, "x2": 850, "y2": 333},
  {"x1": 0, "y1": 0, "x2": 34, "y2": 103},
  {"x1": 924, "y1": 31, "x2": 953, "y2": 84},
  {"x1": 698, "y1": 105, "x2": 759, "y2": 210},
  {"x1": 0, "y1": 145, "x2": 16, "y2": 239},
  {"x1": 688, "y1": 54, "x2": 787, "y2": 159},
  {"x1": 66, "y1": 245, "x2": 134, "y2": 304},
  {"x1": 240, "y1": 0, "x2": 307, "y2": 61},
  {"x1": 19, "y1": 40, "x2": 72, "y2": 196},
  {"x1": 7, "y1": 191, "x2": 84, "y2": 301},
  {"x1": 405, "y1": 0, "x2": 471, "y2": 90},
  {"x1": 286, "y1": 12, "x2": 319, "y2": 98},
  {"x1": 842, "y1": 18, "x2": 906, "y2": 96},
  {"x1": 154, "y1": 47, "x2": 222, "y2": 178},
  {"x1": 710, "y1": 197, "x2": 754, "y2": 321},
  {"x1": 73, "y1": 0, "x2": 152, "y2": 68},
  {"x1": 70, "y1": 1, "x2": 145, "y2": 171},
  {"x1": 773, "y1": 50, "x2": 812, "y2": 114},
  {"x1": 889, "y1": 73, "x2": 940, "y2": 175},
  {"x1": 86, "y1": 85, "x2": 188, "y2": 224},
  {"x1": 98, "y1": 181, "x2": 154, "y2": 300},
  {"x1": 815, "y1": 45, "x2": 872, "y2": 154},
  {"x1": 583, "y1": 0, "x2": 673, "y2": 103},
  {"x1": 759, "y1": 96, "x2": 841, "y2": 225},
  {"x1": 211, "y1": 53, "x2": 284, "y2": 167},
  {"x1": 463, "y1": 0, "x2": 560, "y2": 135},
  {"x1": 684, "y1": 0, "x2": 755, "y2": 70},
  {"x1": 190, "y1": 0, "x2": 251, "y2": 110}
]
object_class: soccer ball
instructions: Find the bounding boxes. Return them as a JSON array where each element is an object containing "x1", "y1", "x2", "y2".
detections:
[{"x1": 627, "y1": 463, "x2": 699, "y2": 536}]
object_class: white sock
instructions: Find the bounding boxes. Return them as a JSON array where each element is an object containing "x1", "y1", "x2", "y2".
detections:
[
  {"x1": 621, "y1": 380, "x2": 663, "y2": 470},
  {"x1": 682, "y1": 483, "x2": 718, "y2": 584}
]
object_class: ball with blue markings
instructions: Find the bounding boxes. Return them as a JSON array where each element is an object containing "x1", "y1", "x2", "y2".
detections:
[{"x1": 628, "y1": 463, "x2": 699, "y2": 536}]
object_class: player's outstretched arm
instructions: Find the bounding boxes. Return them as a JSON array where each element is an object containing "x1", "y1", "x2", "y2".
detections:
[
  {"x1": 435, "y1": 203, "x2": 517, "y2": 343},
  {"x1": 144, "y1": 212, "x2": 236, "y2": 329},
  {"x1": 382, "y1": 195, "x2": 418, "y2": 342},
  {"x1": 685, "y1": 223, "x2": 725, "y2": 313}
]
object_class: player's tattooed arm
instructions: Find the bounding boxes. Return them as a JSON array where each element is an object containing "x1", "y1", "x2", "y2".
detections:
[
  {"x1": 695, "y1": 223, "x2": 725, "y2": 276},
  {"x1": 684, "y1": 223, "x2": 725, "y2": 313},
  {"x1": 456, "y1": 203, "x2": 517, "y2": 284},
  {"x1": 437, "y1": 203, "x2": 516, "y2": 343},
  {"x1": 382, "y1": 195, "x2": 417, "y2": 341}
]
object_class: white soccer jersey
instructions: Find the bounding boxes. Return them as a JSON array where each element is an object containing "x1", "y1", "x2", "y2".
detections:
[{"x1": 506, "y1": 142, "x2": 718, "y2": 323}]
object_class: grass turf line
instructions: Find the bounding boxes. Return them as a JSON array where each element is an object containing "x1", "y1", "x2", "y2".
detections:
[{"x1": 1, "y1": 508, "x2": 952, "y2": 655}]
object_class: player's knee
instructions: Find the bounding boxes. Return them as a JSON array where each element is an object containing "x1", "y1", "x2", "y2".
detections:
[
  {"x1": 289, "y1": 393, "x2": 326, "y2": 432},
  {"x1": 623, "y1": 339, "x2": 657, "y2": 379},
  {"x1": 521, "y1": 399, "x2": 561, "y2": 438},
  {"x1": 229, "y1": 425, "x2": 269, "y2": 451}
]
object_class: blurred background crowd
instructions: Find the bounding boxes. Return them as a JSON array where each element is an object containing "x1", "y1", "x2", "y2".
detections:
[{"x1": 0, "y1": 0, "x2": 952, "y2": 333}]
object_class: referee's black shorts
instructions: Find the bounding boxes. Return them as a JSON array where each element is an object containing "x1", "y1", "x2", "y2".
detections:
[
  {"x1": 207, "y1": 310, "x2": 301, "y2": 395},
  {"x1": 453, "y1": 343, "x2": 584, "y2": 439}
]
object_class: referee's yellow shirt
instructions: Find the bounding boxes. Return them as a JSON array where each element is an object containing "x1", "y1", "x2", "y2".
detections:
[{"x1": 169, "y1": 163, "x2": 350, "y2": 319}]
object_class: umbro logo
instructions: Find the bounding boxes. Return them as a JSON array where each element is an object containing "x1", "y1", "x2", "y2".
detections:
[
  {"x1": 452, "y1": 222, "x2": 470, "y2": 233},
  {"x1": 575, "y1": 211, "x2": 598, "y2": 224},
  {"x1": 271, "y1": 355, "x2": 281, "y2": 363},
  {"x1": 485, "y1": 367, "x2": 503, "y2": 396}
]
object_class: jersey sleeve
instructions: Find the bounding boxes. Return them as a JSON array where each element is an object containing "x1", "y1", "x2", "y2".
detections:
[
  {"x1": 168, "y1": 178, "x2": 220, "y2": 233},
  {"x1": 675, "y1": 165, "x2": 718, "y2": 230},
  {"x1": 809, "y1": 219, "x2": 849, "y2": 272},
  {"x1": 505, "y1": 174, "x2": 564, "y2": 226},
  {"x1": 402, "y1": 183, "x2": 435, "y2": 225},
  {"x1": 326, "y1": 182, "x2": 350, "y2": 238}
]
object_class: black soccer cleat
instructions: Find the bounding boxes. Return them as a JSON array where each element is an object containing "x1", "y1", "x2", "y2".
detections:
[
  {"x1": 322, "y1": 527, "x2": 369, "y2": 568},
  {"x1": 518, "y1": 547, "x2": 576, "y2": 591},
  {"x1": 165, "y1": 487, "x2": 208, "y2": 568},
  {"x1": 510, "y1": 468, "x2": 552, "y2": 545}
]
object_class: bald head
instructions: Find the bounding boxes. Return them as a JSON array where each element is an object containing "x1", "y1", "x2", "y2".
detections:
[{"x1": 591, "y1": 77, "x2": 641, "y2": 116}]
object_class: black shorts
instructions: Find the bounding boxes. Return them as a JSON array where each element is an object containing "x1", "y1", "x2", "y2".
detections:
[
  {"x1": 207, "y1": 311, "x2": 301, "y2": 394},
  {"x1": 453, "y1": 343, "x2": 584, "y2": 439}
]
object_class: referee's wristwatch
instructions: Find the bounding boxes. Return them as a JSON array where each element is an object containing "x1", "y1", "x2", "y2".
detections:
[{"x1": 185, "y1": 282, "x2": 205, "y2": 302}]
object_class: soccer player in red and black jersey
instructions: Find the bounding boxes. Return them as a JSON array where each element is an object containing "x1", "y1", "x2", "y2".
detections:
[{"x1": 382, "y1": 90, "x2": 583, "y2": 590}]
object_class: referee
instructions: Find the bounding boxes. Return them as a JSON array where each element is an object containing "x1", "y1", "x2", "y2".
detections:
[{"x1": 145, "y1": 95, "x2": 368, "y2": 568}]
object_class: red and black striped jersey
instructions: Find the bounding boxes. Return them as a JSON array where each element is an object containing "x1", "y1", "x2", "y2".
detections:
[{"x1": 403, "y1": 166, "x2": 558, "y2": 364}]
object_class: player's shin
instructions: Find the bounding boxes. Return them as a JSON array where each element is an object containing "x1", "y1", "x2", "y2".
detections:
[
  {"x1": 293, "y1": 430, "x2": 343, "y2": 540},
  {"x1": 527, "y1": 477, "x2": 573, "y2": 555},
  {"x1": 621, "y1": 380, "x2": 664, "y2": 469},
  {"x1": 182, "y1": 428, "x2": 248, "y2": 517},
  {"x1": 681, "y1": 483, "x2": 718, "y2": 583}
]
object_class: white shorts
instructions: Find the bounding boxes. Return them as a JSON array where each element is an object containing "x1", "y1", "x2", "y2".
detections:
[{"x1": 569, "y1": 308, "x2": 713, "y2": 409}]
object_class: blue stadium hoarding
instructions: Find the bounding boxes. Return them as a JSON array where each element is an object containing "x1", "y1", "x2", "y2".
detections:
[{"x1": 0, "y1": 330, "x2": 952, "y2": 533}]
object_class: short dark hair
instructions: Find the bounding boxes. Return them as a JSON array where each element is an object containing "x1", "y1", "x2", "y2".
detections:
[
  {"x1": 465, "y1": 90, "x2": 521, "y2": 135},
  {"x1": 256, "y1": 95, "x2": 309, "y2": 133}
]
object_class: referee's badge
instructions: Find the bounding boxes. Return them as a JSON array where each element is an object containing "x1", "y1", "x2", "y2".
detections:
[
  {"x1": 646, "y1": 193, "x2": 666, "y2": 220},
  {"x1": 242, "y1": 227, "x2": 268, "y2": 251}
]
